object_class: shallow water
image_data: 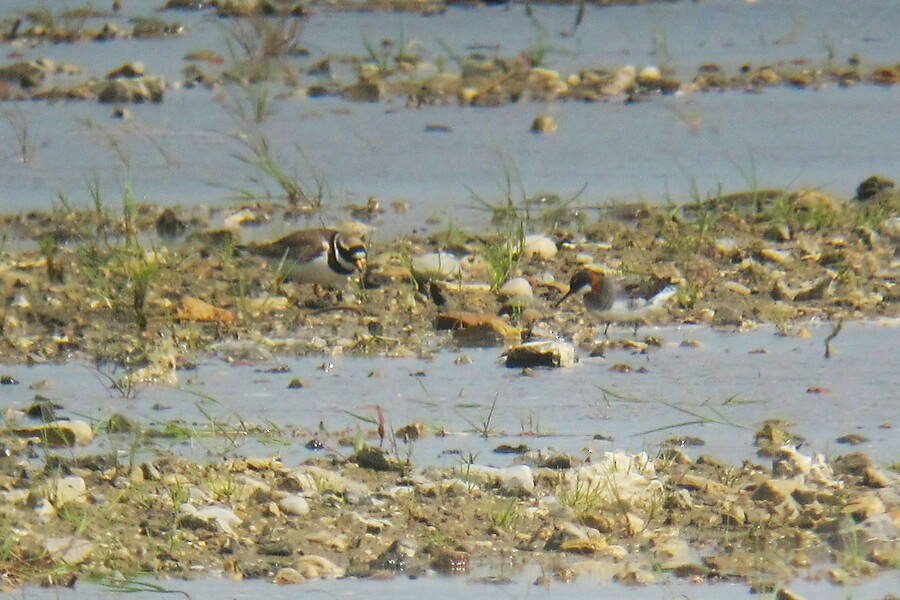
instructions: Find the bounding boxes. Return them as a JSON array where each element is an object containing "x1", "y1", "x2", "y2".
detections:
[
  {"x1": 4, "y1": 84, "x2": 899, "y2": 237},
  {"x1": 5, "y1": 568, "x2": 898, "y2": 600},
  {"x1": 1, "y1": 321, "x2": 896, "y2": 467}
]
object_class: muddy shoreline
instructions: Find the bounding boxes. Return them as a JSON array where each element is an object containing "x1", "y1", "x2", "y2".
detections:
[
  {"x1": 1, "y1": 178, "x2": 898, "y2": 368},
  {"x1": 0, "y1": 415, "x2": 898, "y2": 593}
]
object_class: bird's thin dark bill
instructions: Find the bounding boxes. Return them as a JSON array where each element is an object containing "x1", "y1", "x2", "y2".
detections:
[{"x1": 554, "y1": 291, "x2": 574, "y2": 307}]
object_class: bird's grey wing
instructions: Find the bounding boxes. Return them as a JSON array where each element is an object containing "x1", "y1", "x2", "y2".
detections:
[
  {"x1": 244, "y1": 230, "x2": 329, "y2": 262},
  {"x1": 625, "y1": 277, "x2": 671, "y2": 301}
]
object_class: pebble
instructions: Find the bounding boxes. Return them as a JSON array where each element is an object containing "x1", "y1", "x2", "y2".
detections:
[
  {"x1": 504, "y1": 341, "x2": 575, "y2": 368},
  {"x1": 54, "y1": 477, "x2": 87, "y2": 507},
  {"x1": 464, "y1": 464, "x2": 535, "y2": 496},
  {"x1": 842, "y1": 494, "x2": 886, "y2": 520},
  {"x1": 11, "y1": 420, "x2": 94, "y2": 447},
  {"x1": 412, "y1": 252, "x2": 461, "y2": 277},
  {"x1": 498, "y1": 277, "x2": 533, "y2": 306},
  {"x1": 279, "y1": 494, "x2": 310, "y2": 516},
  {"x1": 295, "y1": 555, "x2": 345, "y2": 579},
  {"x1": 752, "y1": 479, "x2": 797, "y2": 504},
  {"x1": 723, "y1": 281, "x2": 752, "y2": 295},
  {"x1": 638, "y1": 65, "x2": 662, "y2": 82},
  {"x1": 522, "y1": 234, "x2": 558, "y2": 259},
  {"x1": 273, "y1": 567, "x2": 304, "y2": 584},
  {"x1": 530, "y1": 114, "x2": 557, "y2": 134},
  {"x1": 44, "y1": 537, "x2": 94, "y2": 565},
  {"x1": 435, "y1": 312, "x2": 521, "y2": 347},
  {"x1": 288, "y1": 466, "x2": 371, "y2": 496},
  {"x1": 182, "y1": 505, "x2": 243, "y2": 536}
]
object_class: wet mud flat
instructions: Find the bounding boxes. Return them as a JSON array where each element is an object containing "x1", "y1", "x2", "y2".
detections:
[
  {"x1": 0, "y1": 177, "x2": 897, "y2": 368},
  {"x1": 0, "y1": 402, "x2": 898, "y2": 596}
]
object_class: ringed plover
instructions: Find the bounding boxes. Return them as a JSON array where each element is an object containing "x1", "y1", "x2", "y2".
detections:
[{"x1": 236, "y1": 228, "x2": 367, "y2": 289}]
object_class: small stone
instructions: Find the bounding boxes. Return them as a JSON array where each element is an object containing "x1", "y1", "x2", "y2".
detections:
[
  {"x1": 530, "y1": 114, "x2": 557, "y2": 134},
  {"x1": 615, "y1": 567, "x2": 656, "y2": 585},
  {"x1": 498, "y1": 276, "x2": 533, "y2": 300},
  {"x1": 752, "y1": 479, "x2": 797, "y2": 504},
  {"x1": 522, "y1": 234, "x2": 558, "y2": 260},
  {"x1": 54, "y1": 477, "x2": 87, "y2": 507},
  {"x1": 833, "y1": 452, "x2": 874, "y2": 476},
  {"x1": 370, "y1": 539, "x2": 416, "y2": 571},
  {"x1": 776, "y1": 589, "x2": 806, "y2": 600},
  {"x1": 186, "y1": 505, "x2": 243, "y2": 535},
  {"x1": 279, "y1": 494, "x2": 310, "y2": 516},
  {"x1": 560, "y1": 537, "x2": 610, "y2": 555},
  {"x1": 112, "y1": 106, "x2": 133, "y2": 120},
  {"x1": 583, "y1": 512, "x2": 616, "y2": 533},
  {"x1": 435, "y1": 312, "x2": 520, "y2": 347},
  {"x1": 835, "y1": 433, "x2": 868, "y2": 445},
  {"x1": 44, "y1": 537, "x2": 94, "y2": 565},
  {"x1": 259, "y1": 540, "x2": 294, "y2": 556},
  {"x1": 464, "y1": 464, "x2": 534, "y2": 496},
  {"x1": 353, "y1": 446, "x2": 401, "y2": 472},
  {"x1": 273, "y1": 567, "x2": 304, "y2": 584},
  {"x1": 295, "y1": 555, "x2": 345, "y2": 579},
  {"x1": 861, "y1": 466, "x2": 891, "y2": 488},
  {"x1": 395, "y1": 422, "x2": 427, "y2": 441},
  {"x1": 107, "y1": 62, "x2": 145, "y2": 79},
  {"x1": 430, "y1": 545, "x2": 470, "y2": 573},
  {"x1": 759, "y1": 248, "x2": 791, "y2": 264},
  {"x1": 723, "y1": 281, "x2": 752, "y2": 295},
  {"x1": 498, "y1": 465, "x2": 534, "y2": 496},
  {"x1": 827, "y1": 568, "x2": 849, "y2": 584},
  {"x1": 11, "y1": 420, "x2": 93, "y2": 447},
  {"x1": 342, "y1": 79, "x2": 382, "y2": 102},
  {"x1": 174, "y1": 296, "x2": 235, "y2": 323},
  {"x1": 855, "y1": 175, "x2": 894, "y2": 201},
  {"x1": 504, "y1": 341, "x2": 575, "y2": 368},
  {"x1": 412, "y1": 252, "x2": 460, "y2": 277},
  {"x1": 676, "y1": 474, "x2": 731, "y2": 496},
  {"x1": 721, "y1": 503, "x2": 746, "y2": 526},
  {"x1": 638, "y1": 65, "x2": 662, "y2": 82},
  {"x1": 714, "y1": 237, "x2": 743, "y2": 260},
  {"x1": 791, "y1": 551, "x2": 811, "y2": 568},
  {"x1": 842, "y1": 494, "x2": 885, "y2": 520}
]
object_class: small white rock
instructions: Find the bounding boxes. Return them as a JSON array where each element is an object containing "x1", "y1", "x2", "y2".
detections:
[
  {"x1": 522, "y1": 234, "x2": 558, "y2": 259},
  {"x1": 498, "y1": 277, "x2": 533, "y2": 306},
  {"x1": 295, "y1": 555, "x2": 345, "y2": 579},
  {"x1": 638, "y1": 65, "x2": 662, "y2": 82},
  {"x1": 279, "y1": 494, "x2": 310, "y2": 516},
  {"x1": 54, "y1": 477, "x2": 87, "y2": 507},
  {"x1": 185, "y1": 505, "x2": 243, "y2": 536},
  {"x1": 504, "y1": 340, "x2": 576, "y2": 368},
  {"x1": 499, "y1": 465, "x2": 535, "y2": 495},
  {"x1": 412, "y1": 252, "x2": 461, "y2": 278},
  {"x1": 723, "y1": 281, "x2": 752, "y2": 296},
  {"x1": 45, "y1": 537, "x2": 94, "y2": 565}
]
